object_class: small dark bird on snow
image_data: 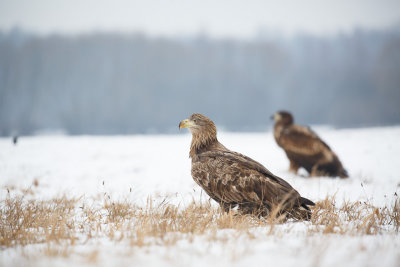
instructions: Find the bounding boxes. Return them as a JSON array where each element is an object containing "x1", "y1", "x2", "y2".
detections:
[
  {"x1": 179, "y1": 113, "x2": 314, "y2": 220},
  {"x1": 12, "y1": 135, "x2": 18, "y2": 145},
  {"x1": 271, "y1": 111, "x2": 348, "y2": 178}
]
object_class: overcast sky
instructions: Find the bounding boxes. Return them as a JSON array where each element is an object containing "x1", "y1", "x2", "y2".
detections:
[{"x1": 0, "y1": 0, "x2": 399, "y2": 38}]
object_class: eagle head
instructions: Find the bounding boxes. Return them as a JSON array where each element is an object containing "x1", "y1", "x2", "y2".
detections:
[
  {"x1": 179, "y1": 113, "x2": 216, "y2": 133},
  {"x1": 271, "y1": 111, "x2": 294, "y2": 125}
]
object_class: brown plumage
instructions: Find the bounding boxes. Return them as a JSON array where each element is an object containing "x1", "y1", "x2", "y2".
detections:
[
  {"x1": 271, "y1": 111, "x2": 348, "y2": 178},
  {"x1": 179, "y1": 113, "x2": 314, "y2": 220}
]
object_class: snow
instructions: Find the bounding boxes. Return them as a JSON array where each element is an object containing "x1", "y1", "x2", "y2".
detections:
[{"x1": 1, "y1": 126, "x2": 400, "y2": 266}]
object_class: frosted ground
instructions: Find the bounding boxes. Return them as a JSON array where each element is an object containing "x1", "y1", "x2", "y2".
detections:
[{"x1": 1, "y1": 126, "x2": 399, "y2": 267}]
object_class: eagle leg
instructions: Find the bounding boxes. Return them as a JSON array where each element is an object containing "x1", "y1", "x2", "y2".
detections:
[
  {"x1": 219, "y1": 202, "x2": 236, "y2": 213},
  {"x1": 289, "y1": 160, "x2": 300, "y2": 174}
]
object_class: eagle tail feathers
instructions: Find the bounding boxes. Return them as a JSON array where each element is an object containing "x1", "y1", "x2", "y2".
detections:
[
  {"x1": 340, "y1": 168, "x2": 349, "y2": 178},
  {"x1": 300, "y1": 196, "x2": 315, "y2": 207}
]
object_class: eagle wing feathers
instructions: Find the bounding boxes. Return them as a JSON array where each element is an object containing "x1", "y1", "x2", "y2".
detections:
[
  {"x1": 278, "y1": 125, "x2": 331, "y2": 157},
  {"x1": 192, "y1": 150, "x2": 303, "y2": 208}
]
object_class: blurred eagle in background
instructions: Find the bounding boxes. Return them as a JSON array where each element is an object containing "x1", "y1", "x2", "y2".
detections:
[
  {"x1": 179, "y1": 113, "x2": 314, "y2": 220},
  {"x1": 271, "y1": 111, "x2": 348, "y2": 178}
]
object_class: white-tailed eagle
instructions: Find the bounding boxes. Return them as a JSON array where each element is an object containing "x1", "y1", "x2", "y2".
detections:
[
  {"x1": 271, "y1": 111, "x2": 348, "y2": 178},
  {"x1": 179, "y1": 113, "x2": 314, "y2": 220}
]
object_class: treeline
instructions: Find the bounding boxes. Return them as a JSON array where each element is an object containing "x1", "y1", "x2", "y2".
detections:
[{"x1": 0, "y1": 28, "x2": 399, "y2": 135}]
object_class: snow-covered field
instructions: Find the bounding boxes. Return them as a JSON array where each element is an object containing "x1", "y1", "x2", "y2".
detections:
[{"x1": 1, "y1": 126, "x2": 400, "y2": 267}]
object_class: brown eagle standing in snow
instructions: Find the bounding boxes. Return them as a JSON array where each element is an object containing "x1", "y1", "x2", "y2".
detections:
[
  {"x1": 271, "y1": 111, "x2": 348, "y2": 178},
  {"x1": 179, "y1": 113, "x2": 314, "y2": 220}
]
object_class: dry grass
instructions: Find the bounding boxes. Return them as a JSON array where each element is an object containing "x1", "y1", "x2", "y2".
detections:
[
  {"x1": 1, "y1": 190, "x2": 399, "y2": 252},
  {"x1": 102, "y1": 197, "x2": 272, "y2": 247},
  {"x1": 0, "y1": 195, "x2": 78, "y2": 247},
  {"x1": 310, "y1": 194, "x2": 400, "y2": 234}
]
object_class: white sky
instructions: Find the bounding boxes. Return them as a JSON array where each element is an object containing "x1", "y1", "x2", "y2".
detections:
[{"x1": 0, "y1": 0, "x2": 399, "y2": 38}]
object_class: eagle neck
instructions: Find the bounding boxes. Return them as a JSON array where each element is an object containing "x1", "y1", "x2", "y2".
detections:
[
  {"x1": 274, "y1": 122, "x2": 292, "y2": 142},
  {"x1": 274, "y1": 121, "x2": 292, "y2": 131},
  {"x1": 189, "y1": 131, "x2": 218, "y2": 159}
]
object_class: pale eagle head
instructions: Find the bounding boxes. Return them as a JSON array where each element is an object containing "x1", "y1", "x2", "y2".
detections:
[
  {"x1": 179, "y1": 113, "x2": 217, "y2": 136},
  {"x1": 271, "y1": 111, "x2": 294, "y2": 125}
]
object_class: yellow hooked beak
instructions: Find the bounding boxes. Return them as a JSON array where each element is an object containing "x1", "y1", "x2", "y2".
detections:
[
  {"x1": 270, "y1": 113, "x2": 281, "y2": 121},
  {"x1": 179, "y1": 119, "x2": 196, "y2": 129}
]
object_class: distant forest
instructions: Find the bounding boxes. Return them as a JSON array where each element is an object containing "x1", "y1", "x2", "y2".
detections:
[{"x1": 0, "y1": 28, "x2": 399, "y2": 135}]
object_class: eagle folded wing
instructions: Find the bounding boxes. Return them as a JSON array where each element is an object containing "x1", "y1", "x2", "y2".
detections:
[
  {"x1": 192, "y1": 150, "x2": 301, "y2": 207},
  {"x1": 279, "y1": 125, "x2": 331, "y2": 156}
]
